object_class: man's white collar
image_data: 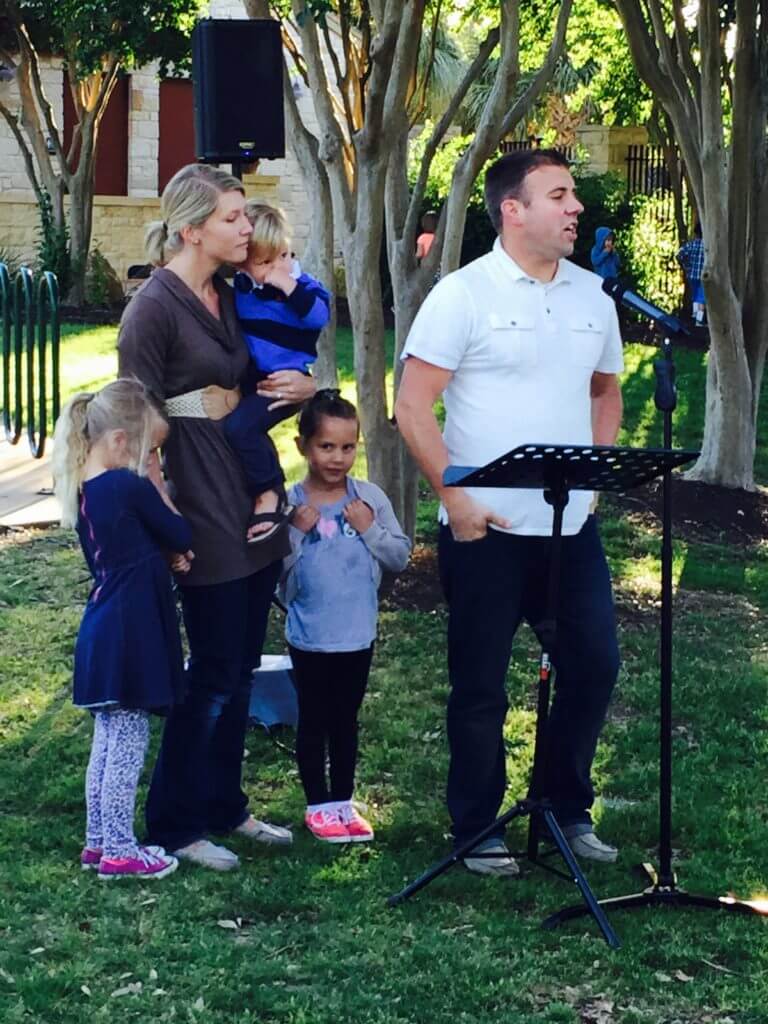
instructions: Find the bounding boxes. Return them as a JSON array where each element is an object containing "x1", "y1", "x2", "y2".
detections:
[{"x1": 491, "y1": 236, "x2": 573, "y2": 287}]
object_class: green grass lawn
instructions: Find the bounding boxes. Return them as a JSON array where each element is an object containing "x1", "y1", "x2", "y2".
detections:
[{"x1": 2, "y1": 326, "x2": 768, "y2": 1022}]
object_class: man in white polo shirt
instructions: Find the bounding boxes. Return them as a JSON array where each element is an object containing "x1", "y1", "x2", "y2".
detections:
[{"x1": 395, "y1": 149, "x2": 623, "y2": 876}]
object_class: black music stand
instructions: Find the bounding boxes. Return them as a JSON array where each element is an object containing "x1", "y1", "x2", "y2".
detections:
[
  {"x1": 388, "y1": 442, "x2": 697, "y2": 950},
  {"x1": 541, "y1": 340, "x2": 768, "y2": 932}
]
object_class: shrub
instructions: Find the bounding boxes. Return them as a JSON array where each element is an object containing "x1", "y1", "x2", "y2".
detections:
[
  {"x1": 618, "y1": 192, "x2": 684, "y2": 310},
  {"x1": 35, "y1": 189, "x2": 71, "y2": 297},
  {"x1": 84, "y1": 249, "x2": 124, "y2": 307}
]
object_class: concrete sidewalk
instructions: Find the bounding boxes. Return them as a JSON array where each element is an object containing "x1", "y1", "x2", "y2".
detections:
[{"x1": 0, "y1": 439, "x2": 61, "y2": 528}]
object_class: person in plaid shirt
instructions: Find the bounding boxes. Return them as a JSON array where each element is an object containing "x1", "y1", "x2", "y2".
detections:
[{"x1": 677, "y1": 223, "x2": 706, "y2": 325}]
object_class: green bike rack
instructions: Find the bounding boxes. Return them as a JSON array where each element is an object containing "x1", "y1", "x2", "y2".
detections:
[{"x1": 0, "y1": 263, "x2": 60, "y2": 459}]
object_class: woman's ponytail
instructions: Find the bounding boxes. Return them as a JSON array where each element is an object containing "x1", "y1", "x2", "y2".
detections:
[
  {"x1": 52, "y1": 392, "x2": 94, "y2": 528},
  {"x1": 144, "y1": 219, "x2": 169, "y2": 267}
]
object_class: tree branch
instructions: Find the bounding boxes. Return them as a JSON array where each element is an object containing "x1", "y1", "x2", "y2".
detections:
[
  {"x1": 321, "y1": 18, "x2": 356, "y2": 137},
  {"x1": 728, "y1": 0, "x2": 761, "y2": 300},
  {"x1": 0, "y1": 98, "x2": 44, "y2": 200},
  {"x1": 291, "y1": 0, "x2": 354, "y2": 231},
  {"x1": 402, "y1": 25, "x2": 499, "y2": 254},
  {"x1": 13, "y1": 12, "x2": 67, "y2": 173},
  {"x1": 357, "y1": 0, "x2": 406, "y2": 150},
  {"x1": 615, "y1": 0, "x2": 703, "y2": 207},
  {"x1": 497, "y1": 0, "x2": 572, "y2": 139},
  {"x1": 381, "y1": 0, "x2": 427, "y2": 146},
  {"x1": 671, "y1": 0, "x2": 700, "y2": 96},
  {"x1": 282, "y1": 23, "x2": 309, "y2": 83},
  {"x1": 408, "y1": 0, "x2": 441, "y2": 125},
  {"x1": 440, "y1": 0, "x2": 572, "y2": 273}
]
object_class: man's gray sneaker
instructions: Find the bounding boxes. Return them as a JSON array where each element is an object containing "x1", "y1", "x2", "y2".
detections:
[
  {"x1": 463, "y1": 838, "x2": 520, "y2": 877},
  {"x1": 564, "y1": 828, "x2": 618, "y2": 863},
  {"x1": 234, "y1": 816, "x2": 293, "y2": 846},
  {"x1": 172, "y1": 839, "x2": 240, "y2": 871}
]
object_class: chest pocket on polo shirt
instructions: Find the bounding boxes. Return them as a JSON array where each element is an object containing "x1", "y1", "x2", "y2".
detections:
[
  {"x1": 568, "y1": 316, "x2": 604, "y2": 369},
  {"x1": 486, "y1": 313, "x2": 537, "y2": 367}
]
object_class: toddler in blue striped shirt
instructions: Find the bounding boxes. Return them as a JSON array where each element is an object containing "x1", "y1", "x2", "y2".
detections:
[{"x1": 225, "y1": 202, "x2": 330, "y2": 544}]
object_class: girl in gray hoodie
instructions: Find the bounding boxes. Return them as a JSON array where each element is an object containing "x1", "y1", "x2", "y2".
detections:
[{"x1": 281, "y1": 391, "x2": 411, "y2": 844}]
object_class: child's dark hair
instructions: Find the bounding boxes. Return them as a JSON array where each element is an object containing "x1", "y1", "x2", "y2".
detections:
[
  {"x1": 421, "y1": 210, "x2": 438, "y2": 233},
  {"x1": 298, "y1": 389, "x2": 359, "y2": 440}
]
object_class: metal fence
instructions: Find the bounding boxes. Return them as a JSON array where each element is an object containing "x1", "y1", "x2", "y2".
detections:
[
  {"x1": 1, "y1": 263, "x2": 60, "y2": 459},
  {"x1": 625, "y1": 144, "x2": 689, "y2": 307},
  {"x1": 499, "y1": 138, "x2": 577, "y2": 163}
]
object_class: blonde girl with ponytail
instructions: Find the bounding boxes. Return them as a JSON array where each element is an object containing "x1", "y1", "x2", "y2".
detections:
[{"x1": 53, "y1": 378, "x2": 194, "y2": 881}]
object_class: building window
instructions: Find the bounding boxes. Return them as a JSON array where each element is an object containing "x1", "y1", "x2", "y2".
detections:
[
  {"x1": 63, "y1": 73, "x2": 129, "y2": 196},
  {"x1": 159, "y1": 79, "x2": 196, "y2": 195}
]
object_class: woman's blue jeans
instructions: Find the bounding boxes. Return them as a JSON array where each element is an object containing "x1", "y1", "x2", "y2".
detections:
[{"x1": 145, "y1": 561, "x2": 281, "y2": 851}]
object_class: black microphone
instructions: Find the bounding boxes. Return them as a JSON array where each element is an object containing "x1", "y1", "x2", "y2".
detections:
[{"x1": 601, "y1": 277, "x2": 690, "y2": 337}]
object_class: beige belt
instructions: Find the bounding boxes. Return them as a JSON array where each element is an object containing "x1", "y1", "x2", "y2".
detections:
[{"x1": 165, "y1": 385, "x2": 240, "y2": 420}]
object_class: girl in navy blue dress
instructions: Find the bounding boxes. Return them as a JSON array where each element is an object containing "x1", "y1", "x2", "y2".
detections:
[{"x1": 53, "y1": 379, "x2": 194, "y2": 881}]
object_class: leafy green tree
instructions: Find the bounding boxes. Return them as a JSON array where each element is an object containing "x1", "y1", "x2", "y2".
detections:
[
  {"x1": 616, "y1": 0, "x2": 768, "y2": 490},
  {"x1": 0, "y1": 0, "x2": 203, "y2": 304}
]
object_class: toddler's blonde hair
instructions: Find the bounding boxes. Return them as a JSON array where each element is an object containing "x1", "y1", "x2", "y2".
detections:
[
  {"x1": 52, "y1": 378, "x2": 166, "y2": 528},
  {"x1": 244, "y1": 201, "x2": 291, "y2": 261}
]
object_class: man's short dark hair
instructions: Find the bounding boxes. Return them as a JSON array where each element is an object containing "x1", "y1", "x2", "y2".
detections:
[{"x1": 484, "y1": 149, "x2": 571, "y2": 234}]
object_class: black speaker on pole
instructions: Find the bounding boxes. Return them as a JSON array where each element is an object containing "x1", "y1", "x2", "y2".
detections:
[{"x1": 192, "y1": 19, "x2": 285, "y2": 163}]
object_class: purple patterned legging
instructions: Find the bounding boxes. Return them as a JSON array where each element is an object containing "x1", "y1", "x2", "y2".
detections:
[{"x1": 85, "y1": 708, "x2": 150, "y2": 858}]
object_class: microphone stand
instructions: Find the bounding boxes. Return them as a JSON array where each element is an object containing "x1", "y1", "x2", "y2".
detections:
[{"x1": 543, "y1": 328, "x2": 768, "y2": 930}]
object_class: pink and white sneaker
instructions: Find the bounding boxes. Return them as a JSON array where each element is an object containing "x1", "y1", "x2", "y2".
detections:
[
  {"x1": 304, "y1": 808, "x2": 350, "y2": 844},
  {"x1": 98, "y1": 845, "x2": 178, "y2": 881},
  {"x1": 339, "y1": 803, "x2": 374, "y2": 842},
  {"x1": 80, "y1": 847, "x2": 102, "y2": 871}
]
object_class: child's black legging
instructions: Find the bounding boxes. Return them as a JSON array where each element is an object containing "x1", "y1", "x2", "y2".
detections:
[{"x1": 288, "y1": 645, "x2": 374, "y2": 805}]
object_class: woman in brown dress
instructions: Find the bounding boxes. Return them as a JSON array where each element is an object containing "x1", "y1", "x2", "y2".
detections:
[{"x1": 118, "y1": 164, "x2": 316, "y2": 870}]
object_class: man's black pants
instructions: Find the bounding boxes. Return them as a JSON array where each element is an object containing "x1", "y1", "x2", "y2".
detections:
[{"x1": 437, "y1": 515, "x2": 620, "y2": 847}]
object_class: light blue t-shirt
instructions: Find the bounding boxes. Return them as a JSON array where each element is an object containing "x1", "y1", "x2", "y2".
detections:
[{"x1": 285, "y1": 481, "x2": 379, "y2": 652}]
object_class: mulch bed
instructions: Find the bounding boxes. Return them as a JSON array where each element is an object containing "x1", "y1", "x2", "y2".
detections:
[{"x1": 604, "y1": 476, "x2": 768, "y2": 548}]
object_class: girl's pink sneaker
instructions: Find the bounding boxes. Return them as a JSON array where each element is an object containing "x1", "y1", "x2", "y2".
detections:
[
  {"x1": 80, "y1": 847, "x2": 102, "y2": 870},
  {"x1": 97, "y1": 846, "x2": 178, "y2": 881},
  {"x1": 339, "y1": 804, "x2": 374, "y2": 842},
  {"x1": 304, "y1": 808, "x2": 350, "y2": 843}
]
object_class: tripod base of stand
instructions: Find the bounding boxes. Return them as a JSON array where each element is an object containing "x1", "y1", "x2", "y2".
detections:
[
  {"x1": 388, "y1": 798, "x2": 621, "y2": 949},
  {"x1": 542, "y1": 863, "x2": 768, "y2": 930}
]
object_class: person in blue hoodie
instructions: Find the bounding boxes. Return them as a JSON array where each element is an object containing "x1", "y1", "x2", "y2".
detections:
[
  {"x1": 225, "y1": 202, "x2": 330, "y2": 545},
  {"x1": 591, "y1": 227, "x2": 621, "y2": 280}
]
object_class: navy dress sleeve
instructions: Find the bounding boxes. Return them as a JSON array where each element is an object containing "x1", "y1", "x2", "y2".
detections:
[{"x1": 125, "y1": 474, "x2": 193, "y2": 553}]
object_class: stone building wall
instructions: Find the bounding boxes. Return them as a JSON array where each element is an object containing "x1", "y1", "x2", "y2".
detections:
[
  {"x1": 0, "y1": 178, "x2": 280, "y2": 282},
  {"x1": 576, "y1": 124, "x2": 649, "y2": 177},
  {"x1": 0, "y1": 0, "x2": 318, "y2": 277},
  {"x1": 0, "y1": 56, "x2": 64, "y2": 193}
]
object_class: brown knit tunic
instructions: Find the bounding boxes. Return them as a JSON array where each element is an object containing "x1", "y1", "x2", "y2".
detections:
[{"x1": 117, "y1": 267, "x2": 289, "y2": 586}]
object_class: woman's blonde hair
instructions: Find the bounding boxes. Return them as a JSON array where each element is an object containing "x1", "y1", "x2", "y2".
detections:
[
  {"x1": 244, "y1": 201, "x2": 291, "y2": 260},
  {"x1": 52, "y1": 378, "x2": 166, "y2": 528},
  {"x1": 145, "y1": 163, "x2": 245, "y2": 266}
]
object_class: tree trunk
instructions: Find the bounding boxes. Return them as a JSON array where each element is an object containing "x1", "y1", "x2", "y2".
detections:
[
  {"x1": 390, "y1": 274, "x2": 428, "y2": 538},
  {"x1": 301, "y1": 206, "x2": 337, "y2": 388},
  {"x1": 686, "y1": 291, "x2": 756, "y2": 489},
  {"x1": 345, "y1": 248, "x2": 401, "y2": 500},
  {"x1": 67, "y1": 164, "x2": 95, "y2": 306},
  {"x1": 285, "y1": 97, "x2": 337, "y2": 386}
]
